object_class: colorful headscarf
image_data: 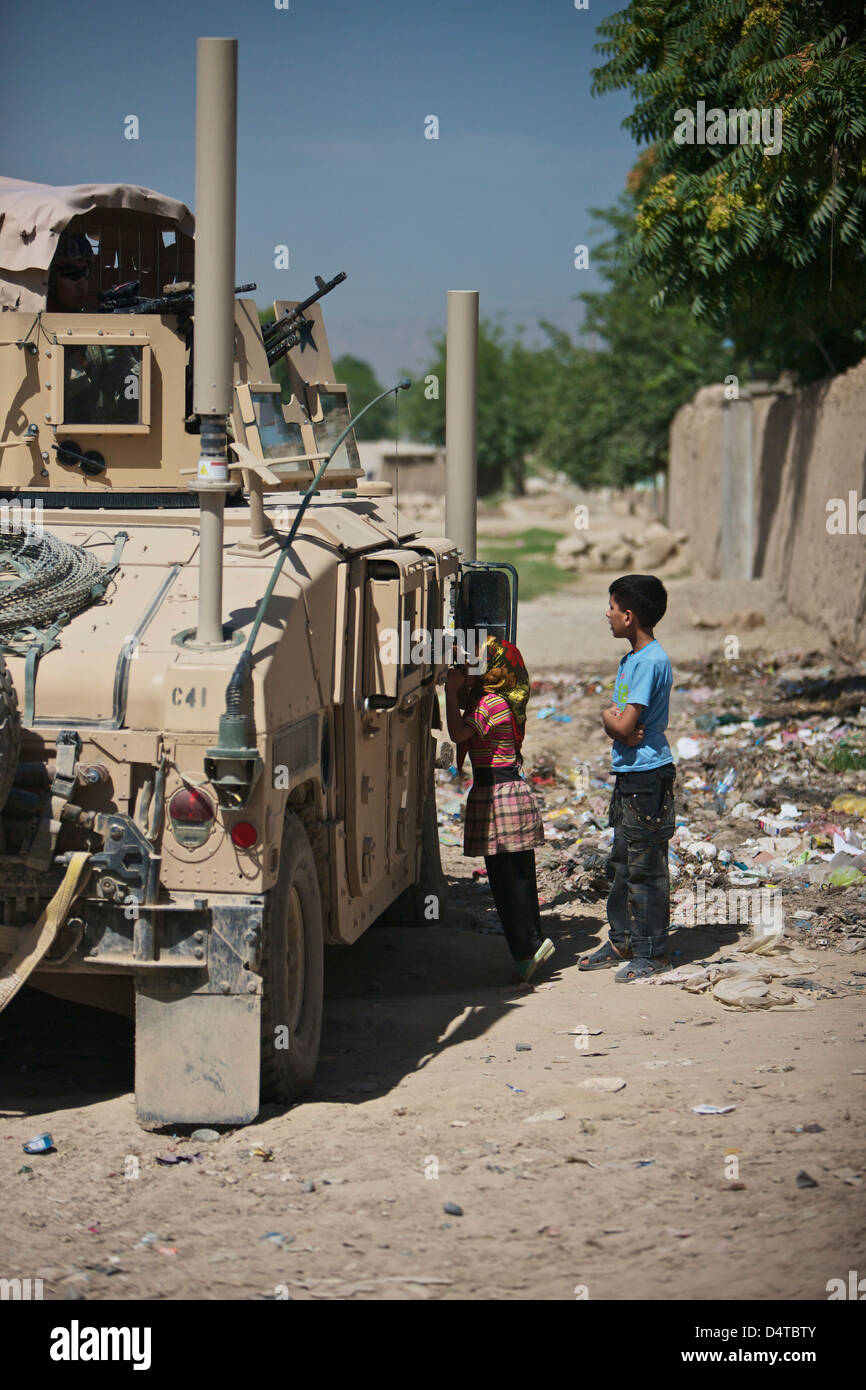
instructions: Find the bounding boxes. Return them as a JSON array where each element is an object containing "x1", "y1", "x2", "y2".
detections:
[{"x1": 457, "y1": 635, "x2": 531, "y2": 771}]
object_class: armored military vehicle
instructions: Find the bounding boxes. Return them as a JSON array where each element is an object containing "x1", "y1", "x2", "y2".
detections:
[{"x1": 0, "y1": 39, "x2": 513, "y2": 1126}]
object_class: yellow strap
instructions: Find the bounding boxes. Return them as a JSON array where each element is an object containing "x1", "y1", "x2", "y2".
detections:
[{"x1": 0, "y1": 852, "x2": 91, "y2": 1014}]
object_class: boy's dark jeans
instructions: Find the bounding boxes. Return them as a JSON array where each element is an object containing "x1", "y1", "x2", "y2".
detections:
[{"x1": 605, "y1": 765, "x2": 676, "y2": 960}]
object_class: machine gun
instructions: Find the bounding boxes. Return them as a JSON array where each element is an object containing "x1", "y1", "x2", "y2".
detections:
[
  {"x1": 98, "y1": 281, "x2": 257, "y2": 315},
  {"x1": 263, "y1": 271, "x2": 346, "y2": 366}
]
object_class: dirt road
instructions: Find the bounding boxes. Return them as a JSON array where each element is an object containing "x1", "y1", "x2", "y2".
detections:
[
  {"x1": 1, "y1": 506, "x2": 863, "y2": 1303},
  {"x1": 1, "y1": 873, "x2": 863, "y2": 1301}
]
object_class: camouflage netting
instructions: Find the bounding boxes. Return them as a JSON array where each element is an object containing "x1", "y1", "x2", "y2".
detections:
[{"x1": 0, "y1": 525, "x2": 108, "y2": 644}]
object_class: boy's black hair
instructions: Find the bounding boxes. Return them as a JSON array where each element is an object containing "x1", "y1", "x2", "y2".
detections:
[{"x1": 609, "y1": 574, "x2": 668, "y2": 629}]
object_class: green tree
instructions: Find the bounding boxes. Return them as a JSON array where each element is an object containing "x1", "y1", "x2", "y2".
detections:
[
  {"x1": 332, "y1": 355, "x2": 394, "y2": 440},
  {"x1": 539, "y1": 199, "x2": 742, "y2": 487},
  {"x1": 593, "y1": 1, "x2": 866, "y2": 378},
  {"x1": 401, "y1": 322, "x2": 556, "y2": 495}
]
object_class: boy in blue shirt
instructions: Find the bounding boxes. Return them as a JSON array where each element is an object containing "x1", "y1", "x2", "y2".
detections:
[{"x1": 579, "y1": 574, "x2": 676, "y2": 982}]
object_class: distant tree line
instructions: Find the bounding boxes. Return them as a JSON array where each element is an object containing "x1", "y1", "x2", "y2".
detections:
[{"x1": 259, "y1": 3, "x2": 866, "y2": 497}]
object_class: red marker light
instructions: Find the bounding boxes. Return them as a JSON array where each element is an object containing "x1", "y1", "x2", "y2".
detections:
[
  {"x1": 168, "y1": 787, "x2": 215, "y2": 848},
  {"x1": 230, "y1": 821, "x2": 258, "y2": 850},
  {"x1": 168, "y1": 788, "x2": 214, "y2": 823}
]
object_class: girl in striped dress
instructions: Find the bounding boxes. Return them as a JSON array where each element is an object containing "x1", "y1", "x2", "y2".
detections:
[{"x1": 444, "y1": 636, "x2": 554, "y2": 982}]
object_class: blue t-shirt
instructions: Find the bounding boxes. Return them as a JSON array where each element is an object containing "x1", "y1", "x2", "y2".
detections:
[{"x1": 610, "y1": 639, "x2": 673, "y2": 772}]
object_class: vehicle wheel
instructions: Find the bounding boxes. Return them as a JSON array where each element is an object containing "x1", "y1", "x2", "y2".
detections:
[
  {"x1": 0, "y1": 654, "x2": 20, "y2": 815},
  {"x1": 260, "y1": 812, "x2": 324, "y2": 1103}
]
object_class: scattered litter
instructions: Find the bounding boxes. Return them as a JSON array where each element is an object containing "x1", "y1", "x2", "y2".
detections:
[
  {"x1": 692, "y1": 1104, "x2": 736, "y2": 1115},
  {"x1": 258, "y1": 1232, "x2": 295, "y2": 1249},
  {"x1": 676, "y1": 737, "x2": 703, "y2": 759},
  {"x1": 515, "y1": 1043, "x2": 532, "y2": 1052},
  {"x1": 155, "y1": 1152, "x2": 204, "y2": 1166},
  {"x1": 827, "y1": 867, "x2": 866, "y2": 888},
  {"x1": 440, "y1": 653, "x2": 866, "y2": 983},
  {"x1": 22, "y1": 1133, "x2": 55, "y2": 1154}
]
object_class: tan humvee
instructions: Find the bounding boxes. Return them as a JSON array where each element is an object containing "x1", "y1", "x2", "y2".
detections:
[{"x1": 0, "y1": 58, "x2": 514, "y2": 1127}]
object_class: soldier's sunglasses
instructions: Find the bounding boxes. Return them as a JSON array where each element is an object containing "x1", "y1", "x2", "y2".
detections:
[{"x1": 57, "y1": 265, "x2": 92, "y2": 281}]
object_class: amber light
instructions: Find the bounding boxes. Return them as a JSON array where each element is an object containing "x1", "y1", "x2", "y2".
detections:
[
  {"x1": 169, "y1": 788, "x2": 214, "y2": 823},
  {"x1": 230, "y1": 821, "x2": 258, "y2": 849}
]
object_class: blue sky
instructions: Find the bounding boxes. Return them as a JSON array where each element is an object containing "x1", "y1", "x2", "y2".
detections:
[{"x1": 1, "y1": 0, "x2": 639, "y2": 381}]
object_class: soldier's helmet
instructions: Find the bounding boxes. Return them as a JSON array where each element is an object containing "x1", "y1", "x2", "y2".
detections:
[
  {"x1": 48, "y1": 230, "x2": 95, "y2": 310},
  {"x1": 55, "y1": 230, "x2": 94, "y2": 263}
]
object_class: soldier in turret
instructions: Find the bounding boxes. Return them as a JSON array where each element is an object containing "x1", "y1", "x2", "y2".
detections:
[{"x1": 48, "y1": 230, "x2": 140, "y2": 425}]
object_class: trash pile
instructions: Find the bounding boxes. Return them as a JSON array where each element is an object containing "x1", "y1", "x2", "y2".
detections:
[{"x1": 437, "y1": 650, "x2": 866, "y2": 948}]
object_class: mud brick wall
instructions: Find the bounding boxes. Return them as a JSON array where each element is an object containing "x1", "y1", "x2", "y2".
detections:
[{"x1": 669, "y1": 362, "x2": 866, "y2": 656}]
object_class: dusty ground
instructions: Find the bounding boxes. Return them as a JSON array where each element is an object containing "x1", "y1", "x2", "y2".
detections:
[
  {"x1": 1, "y1": 492, "x2": 863, "y2": 1303},
  {"x1": 1, "y1": 906, "x2": 863, "y2": 1301}
]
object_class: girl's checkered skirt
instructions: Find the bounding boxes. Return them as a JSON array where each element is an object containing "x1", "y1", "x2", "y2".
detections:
[{"x1": 463, "y1": 777, "x2": 545, "y2": 856}]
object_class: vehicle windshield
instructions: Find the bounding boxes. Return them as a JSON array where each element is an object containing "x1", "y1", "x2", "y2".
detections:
[{"x1": 251, "y1": 390, "x2": 305, "y2": 459}]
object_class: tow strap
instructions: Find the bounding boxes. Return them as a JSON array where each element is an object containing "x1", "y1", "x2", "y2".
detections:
[{"x1": 0, "y1": 851, "x2": 91, "y2": 1014}]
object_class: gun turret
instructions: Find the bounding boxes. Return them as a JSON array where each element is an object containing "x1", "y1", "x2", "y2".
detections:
[
  {"x1": 99, "y1": 281, "x2": 256, "y2": 315},
  {"x1": 263, "y1": 271, "x2": 346, "y2": 367}
]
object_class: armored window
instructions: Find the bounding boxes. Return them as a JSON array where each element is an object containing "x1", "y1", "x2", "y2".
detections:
[
  {"x1": 52, "y1": 337, "x2": 151, "y2": 434},
  {"x1": 250, "y1": 388, "x2": 305, "y2": 459},
  {"x1": 308, "y1": 386, "x2": 361, "y2": 474}
]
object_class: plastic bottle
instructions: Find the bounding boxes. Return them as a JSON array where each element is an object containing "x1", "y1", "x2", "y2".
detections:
[{"x1": 714, "y1": 766, "x2": 736, "y2": 813}]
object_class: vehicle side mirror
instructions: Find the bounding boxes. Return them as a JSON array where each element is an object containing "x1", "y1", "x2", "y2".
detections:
[{"x1": 456, "y1": 563, "x2": 516, "y2": 645}]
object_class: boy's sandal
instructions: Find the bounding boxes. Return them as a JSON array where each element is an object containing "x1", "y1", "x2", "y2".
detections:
[
  {"x1": 614, "y1": 956, "x2": 669, "y2": 983},
  {"x1": 578, "y1": 941, "x2": 631, "y2": 971},
  {"x1": 512, "y1": 938, "x2": 555, "y2": 983}
]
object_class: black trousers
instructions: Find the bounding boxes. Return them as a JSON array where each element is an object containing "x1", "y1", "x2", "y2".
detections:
[
  {"x1": 484, "y1": 850, "x2": 544, "y2": 961},
  {"x1": 606, "y1": 765, "x2": 676, "y2": 960}
]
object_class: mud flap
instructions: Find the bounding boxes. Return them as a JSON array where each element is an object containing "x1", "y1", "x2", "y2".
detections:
[{"x1": 135, "y1": 988, "x2": 261, "y2": 1126}]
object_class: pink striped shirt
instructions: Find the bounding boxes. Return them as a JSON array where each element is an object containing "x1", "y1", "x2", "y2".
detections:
[{"x1": 465, "y1": 692, "x2": 518, "y2": 768}]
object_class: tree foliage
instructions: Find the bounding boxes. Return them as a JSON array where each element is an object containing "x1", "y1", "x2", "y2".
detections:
[
  {"x1": 400, "y1": 323, "x2": 558, "y2": 495},
  {"x1": 333, "y1": 355, "x2": 394, "y2": 440},
  {"x1": 539, "y1": 199, "x2": 742, "y2": 487},
  {"x1": 593, "y1": 1, "x2": 866, "y2": 378}
]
